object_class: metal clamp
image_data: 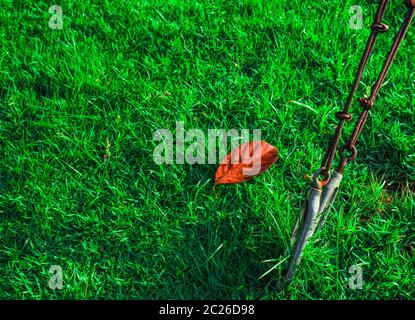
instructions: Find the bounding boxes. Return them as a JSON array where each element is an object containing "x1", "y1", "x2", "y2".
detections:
[{"x1": 285, "y1": 171, "x2": 343, "y2": 282}]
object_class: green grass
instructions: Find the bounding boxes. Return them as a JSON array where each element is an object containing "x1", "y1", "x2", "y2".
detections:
[{"x1": 0, "y1": 0, "x2": 414, "y2": 299}]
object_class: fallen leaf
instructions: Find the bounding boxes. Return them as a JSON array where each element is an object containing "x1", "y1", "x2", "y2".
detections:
[{"x1": 214, "y1": 140, "x2": 278, "y2": 189}]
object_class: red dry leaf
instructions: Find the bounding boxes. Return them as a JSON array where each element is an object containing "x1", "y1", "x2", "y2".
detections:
[{"x1": 214, "y1": 140, "x2": 278, "y2": 189}]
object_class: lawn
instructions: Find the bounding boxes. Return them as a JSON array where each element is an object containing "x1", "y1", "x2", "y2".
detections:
[{"x1": 0, "y1": 0, "x2": 414, "y2": 299}]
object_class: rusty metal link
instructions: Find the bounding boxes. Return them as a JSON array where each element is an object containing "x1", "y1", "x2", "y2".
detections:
[
  {"x1": 337, "y1": 145, "x2": 358, "y2": 173},
  {"x1": 371, "y1": 22, "x2": 389, "y2": 32},
  {"x1": 318, "y1": 0, "x2": 415, "y2": 181},
  {"x1": 336, "y1": 2, "x2": 415, "y2": 175},
  {"x1": 335, "y1": 111, "x2": 353, "y2": 121},
  {"x1": 317, "y1": 0, "x2": 391, "y2": 182},
  {"x1": 338, "y1": 145, "x2": 358, "y2": 162},
  {"x1": 358, "y1": 97, "x2": 373, "y2": 110}
]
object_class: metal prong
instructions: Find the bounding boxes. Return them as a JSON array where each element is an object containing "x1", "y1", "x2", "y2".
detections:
[
  {"x1": 317, "y1": 171, "x2": 342, "y2": 229},
  {"x1": 290, "y1": 198, "x2": 307, "y2": 245},
  {"x1": 285, "y1": 187, "x2": 322, "y2": 282}
]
